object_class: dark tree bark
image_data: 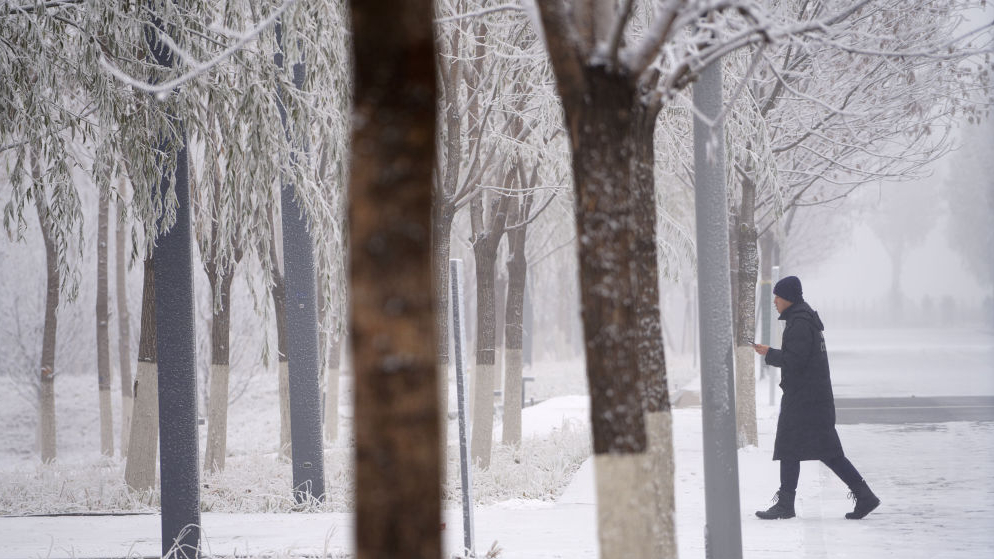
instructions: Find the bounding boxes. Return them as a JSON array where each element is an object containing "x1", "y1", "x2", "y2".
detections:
[
  {"x1": 125, "y1": 255, "x2": 158, "y2": 491},
  {"x1": 349, "y1": 2, "x2": 440, "y2": 558},
  {"x1": 631, "y1": 102, "x2": 669, "y2": 418},
  {"x1": 501, "y1": 164, "x2": 532, "y2": 447},
  {"x1": 30, "y1": 147, "x2": 58, "y2": 464},
  {"x1": 97, "y1": 190, "x2": 114, "y2": 457},
  {"x1": 630, "y1": 100, "x2": 677, "y2": 558},
  {"x1": 568, "y1": 66, "x2": 646, "y2": 454}
]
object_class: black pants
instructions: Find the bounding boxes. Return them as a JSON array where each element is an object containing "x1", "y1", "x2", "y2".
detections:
[{"x1": 780, "y1": 456, "x2": 863, "y2": 493}]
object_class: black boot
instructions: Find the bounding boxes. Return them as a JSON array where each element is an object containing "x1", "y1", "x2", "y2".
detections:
[
  {"x1": 756, "y1": 490, "x2": 796, "y2": 519},
  {"x1": 845, "y1": 480, "x2": 880, "y2": 519}
]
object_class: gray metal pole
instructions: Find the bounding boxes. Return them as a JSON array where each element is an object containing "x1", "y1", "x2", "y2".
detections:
[
  {"x1": 153, "y1": 130, "x2": 201, "y2": 559},
  {"x1": 275, "y1": 21, "x2": 324, "y2": 502},
  {"x1": 450, "y1": 259, "x2": 475, "y2": 557},
  {"x1": 145, "y1": 10, "x2": 200, "y2": 556},
  {"x1": 693, "y1": 58, "x2": 744, "y2": 559}
]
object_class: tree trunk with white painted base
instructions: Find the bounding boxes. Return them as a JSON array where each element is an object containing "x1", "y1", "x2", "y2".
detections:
[
  {"x1": 115, "y1": 195, "x2": 133, "y2": 458},
  {"x1": 125, "y1": 256, "x2": 158, "y2": 492},
  {"x1": 96, "y1": 192, "x2": 114, "y2": 457},
  {"x1": 268, "y1": 212, "x2": 292, "y2": 460},
  {"x1": 563, "y1": 64, "x2": 652, "y2": 558},
  {"x1": 734, "y1": 174, "x2": 759, "y2": 447},
  {"x1": 594, "y1": 453, "x2": 654, "y2": 558},
  {"x1": 32, "y1": 154, "x2": 58, "y2": 464},
  {"x1": 469, "y1": 189, "x2": 509, "y2": 469},
  {"x1": 278, "y1": 359, "x2": 291, "y2": 459},
  {"x1": 502, "y1": 190, "x2": 528, "y2": 447},
  {"x1": 204, "y1": 273, "x2": 233, "y2": 472}
]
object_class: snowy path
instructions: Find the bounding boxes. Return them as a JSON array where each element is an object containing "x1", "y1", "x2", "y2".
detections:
[
  {"x1": 2, "y1": 409, "x2": 991, "y2": 559},
  {"x1": 1, "y1": 327, "x2": 991, "y2": 558}
]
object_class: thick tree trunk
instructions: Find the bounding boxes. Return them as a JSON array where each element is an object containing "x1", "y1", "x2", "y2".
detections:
[
  {"x1": 735, "y1": 176, "x2": 759, "y2": 447},
  {"x1": 33, "y1": 164, "x2": 58, "y2": 464},
  {"x1": 349, "y1": 2, "x2": 440, "y2": 557},
  {"x1": 125, "y1": 256, "x2": 158, "y2": 492},
  {"x1": 97, "y1": 192, "x2": 114, "y2": 457},
  {"x1": 470, "y1": 246, "x2": 498, "y2": 468},
  {"x1": 501, "y1": 217, "x2": 527, "y2": 446},
  {"x1": 630, "y1": 101, "x2": 677, "y2": 559},
  {"x1": 204, "y1": 273, "x2": 233, "y2": 472},
  {"x1": 562, "y1": 67, "x2": 653, "y2": 558},
  {"x1": 116, "y1": 195, "x2": 134, "y2": 458}
]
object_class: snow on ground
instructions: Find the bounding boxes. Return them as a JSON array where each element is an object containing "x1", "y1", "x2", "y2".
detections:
[{"x1": 0, "y1": 327, "x2": 991, "y2": 558}]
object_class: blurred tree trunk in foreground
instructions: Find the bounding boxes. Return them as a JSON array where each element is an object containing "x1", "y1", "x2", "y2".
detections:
[{"x1": 349, "y1": 2, "x2": 440, "y2": 558}]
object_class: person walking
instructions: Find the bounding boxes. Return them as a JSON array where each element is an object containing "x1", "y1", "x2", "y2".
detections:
[{"x1": 752, "y1": 275, "x2": 880, "y2": 520}]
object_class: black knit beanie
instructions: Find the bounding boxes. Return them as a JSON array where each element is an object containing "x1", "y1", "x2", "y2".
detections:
[{"x1": 774, "y1": 275, "x2": 803, "y2": 303}]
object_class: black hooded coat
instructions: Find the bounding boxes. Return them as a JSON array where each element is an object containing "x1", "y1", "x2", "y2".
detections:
[{"x1": 766, "y1": 301, "x2": 844, "y2": 461}]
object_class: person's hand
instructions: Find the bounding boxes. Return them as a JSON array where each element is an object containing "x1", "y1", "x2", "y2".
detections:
[{"x1": 752, "y1": 343, "x2": 770, "y2": 356}]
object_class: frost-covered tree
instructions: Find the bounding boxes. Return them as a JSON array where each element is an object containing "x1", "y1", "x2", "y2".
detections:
[
  {"x1": 125, "y1": 255, "x2": 158, "y2": 492},
  {"x1": 720, "y1": 0, "x2": 994, "y2": 445},
  {"x1": 115, "y1": 191, "x2": 134, "y2": 458},
  {"x1": 30, "y1": 147, "x2": 63, "y2": 464},
  {"x1": 527, "y1": 0, "x2": 992, "y2": 555},
  {"x1": 434, "y1": 2, "x2": 565, "y2": 468},
  {"x1": 96, "y1": 181, "x2": 114, "y2": 457}
]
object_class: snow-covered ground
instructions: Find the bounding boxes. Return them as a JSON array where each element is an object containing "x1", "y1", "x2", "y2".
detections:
[{"x1": 1, "y1": 327, "x2": 991, "y2": 558}]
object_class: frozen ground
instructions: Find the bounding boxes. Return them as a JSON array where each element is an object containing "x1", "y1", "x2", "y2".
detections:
[{"x1": 0, "y1": 327, "x2": 991, "y2": 558}]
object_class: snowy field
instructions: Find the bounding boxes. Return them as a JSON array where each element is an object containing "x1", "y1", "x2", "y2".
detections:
[{"x1": 0, "y1": 327, "x2": 991, "y2": 558}]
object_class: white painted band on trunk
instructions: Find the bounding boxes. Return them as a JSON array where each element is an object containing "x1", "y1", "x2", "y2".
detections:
[
  {"x1": 204, "y1": 363, "x2": 230, "y2": 472},
  {"x1": 40, "y1": 380, "x2": 57, "y2": 463},
  {"x1": 99, "y1": 388, "x2": 114, "y2": 457},
  {"x1": 470, "y1": 362, "x2": 495, "y2": 469},
  {"x1": 502, "y1": 349, "x2": 523, "y2": 446},
  {"x1": 646, "y1": 410, "x2": 678, "y2": 558},
  {"x1": 278, "y1": 361, "x2": 291, "y2": 459},
  {"x1": 120, "y1": 395, "x2": 134, "y2": 459},
  {"x1": 594, "y1": 452, "x2": 655, "y2": 558},
  {"x1": 125, "y1": 361, "x2": 158, "y2": 491},
  {"x1": 324, "y1": 367, "x2": 340, "y2": 443}
]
